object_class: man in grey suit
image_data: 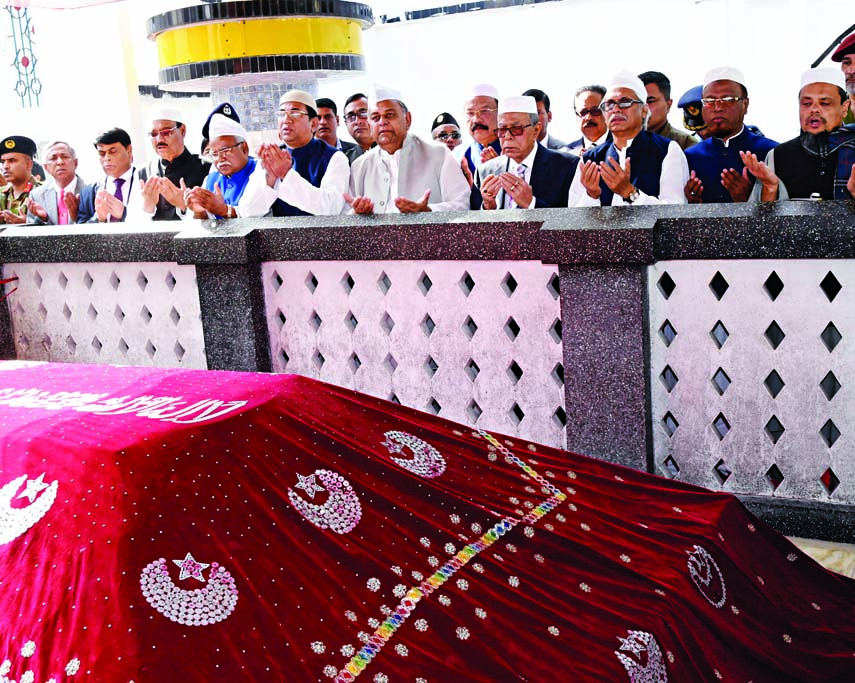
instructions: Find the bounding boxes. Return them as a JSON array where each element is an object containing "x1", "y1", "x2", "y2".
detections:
[
  {"x1": 26, "y1": 141, "x2": 85, "y2": 225},
  {"x1": 522, "y1": 88, "x2": 569, "y2": 153}
]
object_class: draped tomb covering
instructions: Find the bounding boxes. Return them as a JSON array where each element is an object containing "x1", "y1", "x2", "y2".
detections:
[{"x1": 0, "y1": 361, "x2": 852, "y2": 682}]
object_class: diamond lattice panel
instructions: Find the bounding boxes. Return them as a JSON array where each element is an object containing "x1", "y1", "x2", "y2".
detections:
[
  {"x1": 263, "y1": 261, "x2": 565, "y2": 448},
  {"x1": 3, "y1": 262, "x2": 206, "y2": 368},
  {"x1": 649, "y1": 260, "x2": 855, "y2": 503}
]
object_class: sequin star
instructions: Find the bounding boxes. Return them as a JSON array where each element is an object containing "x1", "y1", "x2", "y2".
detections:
[
  {"x1": 172, "y1": 552, "x2": 210, "y2": 582},
  {"x1": 381, "y1": 437, "x2": 405, "y2": 455},
  {"x1": 617, "y1": 633, "x2": 647, "y2": 656},
  {"x1": 295, "y1": 472, "x2": 325, "y2": 499},
  {"x1": 17, "y1": 473, "x2": 49, "y2": 503}
]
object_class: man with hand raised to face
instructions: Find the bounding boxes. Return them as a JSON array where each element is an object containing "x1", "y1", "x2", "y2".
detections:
[
  {"x1": 471, "y1": 95, "x2": 578, "y2": 210},
  {"x1": 568, "y1": 69, "x2": 689, "y2": 207},
  {"x1": 345, "y1": 86, "x2": 470, "y2": 215}
]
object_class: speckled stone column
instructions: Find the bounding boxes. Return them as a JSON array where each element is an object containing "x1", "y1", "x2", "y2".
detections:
[
  {"x1": 0, "y1": 291, "x2": 14, "y2": 360},
  {"x1": 558, "y1": 264, "x2": 652, "y2": 472}
]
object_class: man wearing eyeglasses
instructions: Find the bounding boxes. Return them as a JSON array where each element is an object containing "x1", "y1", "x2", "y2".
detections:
[
  {"x1": 683, "y1": 67, "x2": 777, "y2": 203},
  {"x1": 462, "y1": 84, "x2": 502, "y2": 175},
  {"x1": 142, "y1": 106, "x2": 211, "y2": 221},
  {"x1": 568, "y1": 70, "x2": 689, "y2": 207},
  {"x1": 255, "y1": 90, "x2": 349, "y2": 216},
  {"x1": 315, "y1": 97, "x2": 357, "y2": 157},
  {"x1": 345, "y1": 87, "x2": 469, "y2": 215},
  {"x1": 471, "y1": 95, "x2": 577, "y2": 210},
  {"x1": 431, "y1": 113, "x2": 463, "y2": 153},
  {"x1": 342, "y1": 93, "x2": 376, "y2": 165},
  {"x1": 566, "y1": 85, "x2": 610, "y2": 156}
]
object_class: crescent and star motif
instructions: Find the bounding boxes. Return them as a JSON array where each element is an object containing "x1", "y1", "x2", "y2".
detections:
[
  {"x1": 0, "y1": 473, "x2": 58, "y2": 545},
  {"x1": 687, "y1": 544, "x2": 727, "y2": 608},
  {"x1": 288, "y1": 469, "x2": 362, "y2": 535},
  {"x1": 381, "y1": 431, "x2": 446, "y2": 478}
]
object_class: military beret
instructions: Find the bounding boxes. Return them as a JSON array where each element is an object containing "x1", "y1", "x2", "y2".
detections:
[
  {"x1": 202, "y1": 102, "x2": 240, "y2": 141},
  {"x1": 431, "y1": 112, "x2": 460, "y2": 132},
  {"x1": 0, "y1": 135, "x2": 36, "y2": 158},
  {"x1": 831, "y1": 32, "x2": 855, "y2": 62},
  {"x1": 677, "y1": 86, "x2": 705, "y2": 133}
]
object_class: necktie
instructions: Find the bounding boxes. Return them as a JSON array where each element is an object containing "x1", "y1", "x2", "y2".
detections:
[
  {"x1": 57, "y1": 189, "x2": 69, "y2": 225},
  {"x1": 113, "y1": 178, "x2": 125, "y2": 203},
  {"x1": 507, "y1": 163, "x2": 527, "y2": 209}
]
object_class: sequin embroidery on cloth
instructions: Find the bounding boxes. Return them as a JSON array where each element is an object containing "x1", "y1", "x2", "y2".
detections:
[
  {"x1": 614, "y1": 630, "x2": 668, "y2": 683},
  {"x1": 288, "y1": 469, "x2": 362, "y2": 534},
  {"x1": 0, "y1": 473, "x2": 58, "y2": 545},
  {"x1": 686, "y1": 545, "x2": 727, "y2": 609},
  {"x1": 381, "y1": 431, "x2": 446, "y2": 478}
]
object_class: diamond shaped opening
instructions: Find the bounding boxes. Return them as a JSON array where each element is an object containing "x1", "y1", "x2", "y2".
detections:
[
  {"x1": 463, "y1": 316, "x2": 478, "y2": 339},
  {"x1": 510, "y1": 403, "x2": 525, "y2": 425},
  {"x1": 341, "y1": 272, "x2": 355, "y2": 294},
  {"x1": 118, "y1": 338, "x2": 129, "y2": 355},
  {"x1": 66, "y1": 335, "x2": 76, "y2": 353},
  {"x1": 33, "y1": 271, "x2": 43, "y2": 288},
  {"x1": 136, "y1": 271, "x2": 148, "y2": 291},
  {"x1": 508, "y1": 360, "x2": 524, "y2": 384},
  {"x1": 165, "y1": 271, "x2": 177, "y2": 291},
  {"x1": 114, "y1": 305, "x2": 125, "y2": 323},
  {"x1": 173, "y1": 341, "x2": 186, "y2": 361},
  {"x1": 389, "y1": 393, "x2": 401, "y2": 405},
  {"x1": 459, "y1": 271, "x2": 475, "y2": 297},
  {"x1": 712, "y1": 413, "x2": 731, "y2": 440},
  {"x1": 766, "y1": 464, "x2": 785, "y2": 491},
  {"x1": 501, "y1": 273, "x2": 518, "y2": 297},
  {"x1": 821, "y1": 467, "x2": 840, "y2": 496},
  {"x1": 83, "y1": 271, "x2": 94, "y2": 290},
  {"x1": 310, "y1": 311, "x2": 322, "y2": 331},
  {"x1": 765, "y1": 416, "x2": 785, "y2": 444},
  {"x1": 346, "y1": 311, "x2": 358, "y2": 332},
  {"x1": 821, "y1": 322, "x2": 842, "y2": 352},
  {"x1": 422, "y1": 314, "x2": 436, "y2": 336},
  {"x1": 552, "y1": 362, "x2": 564, "y2": 386},
  {"x1": 712, "y1": 368, "x2": 731, "y2": 395},
  {"x1": 549, "y1": 318, "x2": 562, "y2": 343},
  {"x1": 548, "y1": 273, "x2": 560, "y2": 299},
  {"x1": 305, "y1": 272, "x2": 318, "y2": 293},
  {"x1": 763, "y1": 271, "x2": 784, "y2": 301},
  {"x1": 425, "y1": 356, "x2": 439, "y2": 376},
  {"x1": 272, "y1": 271, "x2": 283, "y2": 290},
  {"x1": 378, "y1": 272, "x2": 391, "y2": 295},
  {"x1": 660, "y1": 320, "x2": 677, "y2": 347},
  {"x1": 275, "y1": 309, "x2": 286, "y2": 329},
  {"x1": 553, "y1": 406, "x2": 567, "y2": 428},
  {"x1": 465, "y1": 359, "x2": 480, "y2": 382},
  {"x1": 41, "y1": 336, "x2": 52, "y2": 352},
  {"x1": 713, "y1": 459, "x2": 732, "y2": 485},
  {"x1": 426, "y1": 398, "x2": 441, "y2": 415},
  {"x1": 384, "y1": 354, "x2": 398, "y2": 374},
  {"x1": 820, "y1": 371, "x2": 841, "y2": 401},
  {"x1": 62, "y1": 304, "x2": 72, "y2": 321},
  {"x1": 820, "y1": 419, "x2": 840, "y2": 448},
  {"x1": 764, "y1": 321, "x2": 785, "y2": 350},
  {"x1": 312, "y1": 350, "x2": 325, "y2": 370},
  {"x1": 87, "y1": 304, "x2": 98, "y2": 321},
  {"x1": 279, "y1": 349, "x2": 289, "y2": 366},
  {"x1": 709, "y1": 271, "x2": 729, "y2": 300},
  {"x1": 467, "y1": 400, "x2": 483, "y2": 423},
  {"x1": 144, "y1": 340, "x2": 156, "y2": 358},
  {"x1": 660, "y1": 365, "x2": 678, "y2": 393},
  {"x1": 93, "y1": 336, "x2": 104, "y2": 353},
  {"x1": 140, "y1": 305, "x2": 152, "y2": 324},
  {"x1": 662, "y1": 412, "x2": 679, "y2": 437},
  {"x1": 419, "y1": 272, "x2": 433, "y2": 296},
  {"x1": 657, "y1": 272, "x2": 676, "y2": 299},
  {"x1": 349, "y1": 353, "x2": 361, "y2": 373},
  {"x1": 37, "y1": 303, "x2": 47, "y2": 320},
  {"x1": 18, "y1": 334, "x2": 29, "y2": 351},
  {"x1": 58, "y1": 272, "x2": 68, "y2": 289},
  {"x1": 504, "y1": 317, "x2": 521, "y2": 341},
  {"x1": 109, "y1": 272, "x2": 120, "y2": 290},
  {"x1": 820, "y1": 271, "x2": 842, "y2": 301},
  {"x1": 663, "y1": 456, "x2": 680, "y2": 478},
  {"x1": 710, "y1": 321, "x2": 729, "y2": 349},
  {"x1": 381, "y1": 312, "x2": 395, "y2": 334},
  {"x1": 764, "y1": 370, "x2": 785, "y2": 398},
  {"x1": 169, "y1": 307, "x2": 181, "y2": 326}
]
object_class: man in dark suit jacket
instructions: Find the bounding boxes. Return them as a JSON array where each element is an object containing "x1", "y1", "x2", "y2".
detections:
[
  {"x1": 315, "y1": 97, "x2": 356, "y2": 156},
  {"x1": 26, "y1": 141, "x2": 85, "y2": 225},
  {"x1": 522, "y1": 88, "x2": 570, "y2": 153},
  {"x1": 470, "y1": 95, "x2": 578, "y2": 210}
]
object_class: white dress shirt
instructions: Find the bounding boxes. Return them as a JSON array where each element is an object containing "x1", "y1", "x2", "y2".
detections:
[{"x1": 260, "y1": 149, "x2": 350, "y2": 216}]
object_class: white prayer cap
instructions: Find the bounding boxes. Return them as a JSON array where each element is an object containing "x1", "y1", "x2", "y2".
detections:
[
  {"x1": 469, "y1": 83, "x2": 499, "y2": 100},
  {"x1": 606, "y1": 69, "x2": 647, "y2": 103},
  {"x1": 208, "y1": 113, "x2": 248, "y2": 141},
  {"x1": 279, "y1": 89, "x2": 317, "y2": 112},
  {"x1": 703, "y1": 66, "x2": 746, "y2": 88},
  {"x1": 371, "y1": 84, "x2": 405, "y2": 105},
  {"x1": 498, "y1": 95, "x2": 537, "y2": 116},
  {"x1": 150, "y1": 106, "x2": 183, "y2": 125},
  {"x1": 800, "y1": 66, "x2": 846, "y2": 90}
]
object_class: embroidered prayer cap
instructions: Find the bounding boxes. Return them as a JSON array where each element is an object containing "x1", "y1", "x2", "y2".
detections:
[
  {"x1": 431, "y1": 112, "x2": 460, "y2": 132},
  {"x1": 208, "y1": 113, "x2": 248, "y2": 142},
  {"x1": 0, "y1": 135, "x2": 36, "y2": 158},
  {"x1": 279, "y1": 89, "x2": 317, "y2": 114},
  {"x1": 150, "y1": 106, "x2": 183, "y2": 126},
  {"x1": 800, "y1": 66, "x2": 846, "y2": 91},
  {"x1": 371, "y1": 84, "x2": 405, "y2": 106},
  {"x1": 703, "y1": 66, "x2": 746, "y2": 88},
  {"x1": 831, "y1": 32, "x2": 855, "y2": 62},
  {"x1": 498, "y1": 96, "x2": 537, "y2": 116},
  {"x1": 468, "y1": 83, "x2": 499, "y2": 100},
  {"x1": 202, "y1": 102, "x2": 240, "y2": 140},
  {"x1": 606, "y1": 69, "x2": 647, "y2": 103}
]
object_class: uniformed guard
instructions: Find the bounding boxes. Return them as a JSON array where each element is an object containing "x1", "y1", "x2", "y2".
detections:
[{"x1": 0, "y1": 135, "x2": 40, "y2": 224}]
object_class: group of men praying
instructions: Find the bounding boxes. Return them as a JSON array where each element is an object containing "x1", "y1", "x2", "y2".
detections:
[{"x1": 1, "y1": 33, "x2": 854, "y2": 225}]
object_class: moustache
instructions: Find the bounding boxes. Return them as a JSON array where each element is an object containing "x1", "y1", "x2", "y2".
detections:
[{"x1": 471, "y1": 124, "x2": 489, "y2": 131}]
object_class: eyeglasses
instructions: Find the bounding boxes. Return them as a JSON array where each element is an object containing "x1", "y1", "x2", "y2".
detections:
[
  {"x1": 277, "y1": 109, "x2": 309, "y2": 120},
  {"x1": 465, "y1": 107, "x2": 497, "y2": 120},
  {"x1": 600, "y1": 98, "x2": 643, "y2": 113},
  {"x1": 148, "y1": 125, "x2": 180, "y2": 139},
  {"x1": 434, "y1": 131, "x2": 462, "y2": 141},
  {"x1": 209, "y1": 142, "x2": 243, "y2": 160},
  {"x1": 575, "y1": 106, "x2": 603, "y2": 118},
  {"x1": 493, "y1": 124, "x2": 533, "y2": 138},
  {"x1": 701, "y1": 96, "x2": 746, "y2": 107},
  {"x1": 344, "y1": 110, "x2": 369, "y2": 123}
]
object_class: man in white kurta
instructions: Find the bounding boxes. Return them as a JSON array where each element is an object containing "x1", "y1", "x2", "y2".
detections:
[{"x1": 345, "y1": 87, "x2": 470, "y2": 214}]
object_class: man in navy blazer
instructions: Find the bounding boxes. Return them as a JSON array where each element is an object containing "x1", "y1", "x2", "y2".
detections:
[{"x1": 471, "y1": 95, "x2": 577, "y2": 210}]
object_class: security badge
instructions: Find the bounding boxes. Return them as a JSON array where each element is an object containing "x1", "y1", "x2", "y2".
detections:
[{"x1": 4, "y1": 140, "x2": 14, "y2": 149}]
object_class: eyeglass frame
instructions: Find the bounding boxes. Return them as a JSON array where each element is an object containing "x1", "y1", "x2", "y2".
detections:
[
  {"x1": 277, "y1": 109, "x2": 311, "y2": 120},
  {"x1": 208, "y1": 141, "x2": 245, "y2": 160},
  {"x1": 493, "y1": 124, "x2": 534, "y2": 138},
  {"x1": 575, "y1": 106, "x2": 604, "y2": 118},
  {"x1": 600, "y1": 98, "x2": 644, "y2": 113},
  {"x1": 148, "y1": 125, "x2": 181, "y2": 140},
  {"x1": 700, "y1": 96, "x2": 746, "y2": 108},
  {"x1": 343, "y1": 110, "x2": 369, "y2": 123},
  {"x1": 465, "y1": 107, "x2": 498, "y2": 120},
  {"x1": 434, "y1": 131, "x2": 462, "y2": 141}
]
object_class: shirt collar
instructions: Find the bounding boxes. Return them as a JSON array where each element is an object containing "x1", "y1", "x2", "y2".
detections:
[{"x1": 719, "y1": 126, "x2": 746, "y2": 147}]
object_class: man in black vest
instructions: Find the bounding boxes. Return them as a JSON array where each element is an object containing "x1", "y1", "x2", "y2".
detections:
[
  {"x1": 744, "y1": 67, "x2": 854, "y2": 201},
  {"x1": 568, "y1": 70, "x2": 689, "y2": 206}
]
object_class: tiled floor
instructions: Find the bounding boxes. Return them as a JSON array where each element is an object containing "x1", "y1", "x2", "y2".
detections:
[{"x1": 790, "y1": 537, "x2": 855, "y2": 579}]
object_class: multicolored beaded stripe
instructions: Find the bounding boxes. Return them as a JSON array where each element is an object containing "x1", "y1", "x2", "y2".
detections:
[{"x1": 333, "y1": 429, "x2": 567, "y2": 682}]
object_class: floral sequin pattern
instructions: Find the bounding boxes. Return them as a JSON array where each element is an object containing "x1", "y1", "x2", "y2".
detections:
[
  {"x1": 140, "y1": 557, "x2": 238, "y2": 626},
  {"x1": 288, "y1": 469, "x2": 362, "y2": 535},
  {"x1": 0, "y1": 473, "x2": 59, "y2": 545},
  {"x1": 614, "y1": 630, "x2": 668, "y2": 683},
  {"x1": 686, "y1": 545, "x2": 726, "y2": 609},
  {"x1": 381, "y1": 431, "x2": 446, "y2": 478}
]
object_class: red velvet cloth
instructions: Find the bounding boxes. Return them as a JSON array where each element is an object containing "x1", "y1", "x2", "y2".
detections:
[{"x1": 0, "y1": 361, "x2": 852, "y2": 682}]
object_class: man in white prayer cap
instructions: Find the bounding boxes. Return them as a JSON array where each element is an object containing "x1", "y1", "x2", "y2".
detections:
[
  {"x1": 183, "y1": 104, "x2": 273, "y2": 219},
  {"x1": 568, "y1": 69, "x2": 689, "y2": 206},
  {"x1": 462, "y1": 83, "x2": 502, "y2": 175},
  {"x1": 743, "y1": 67, "x2": 855, "y2": 201},
  {"x1": 345, "y1": 85, "x2": 470, "y2": 214},
  {"x1": 472, "y1": 95, "x2": 577, "y2": 210},
  {"x1": 683, "y1": 66, "x2": 777, "y2": 203}
]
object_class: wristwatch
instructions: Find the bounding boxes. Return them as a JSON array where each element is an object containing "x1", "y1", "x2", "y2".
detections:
[{"x1": 624, "y1": 186, "x2": 640, "y2": 204}]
